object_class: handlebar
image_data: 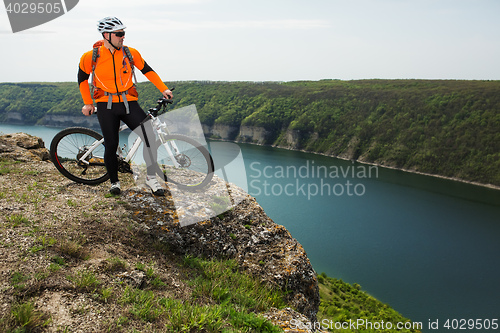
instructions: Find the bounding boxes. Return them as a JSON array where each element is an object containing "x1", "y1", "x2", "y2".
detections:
[
  {"x1": 148, "y1": 98, "x2": 173, "y2": 117},
  {"x1": 148, "y1": 88, "x2": 175, "y2": 117},
  {"x1": 158, "y1": 97, "x2": 174, "y2": 106}
]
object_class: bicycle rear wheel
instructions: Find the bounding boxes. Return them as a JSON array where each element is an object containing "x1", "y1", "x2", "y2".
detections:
[
  {"x1": 155, "y1": 134, "x2": 214, "y2": 190},
  {"x1": 50, "y1": 127, "x2": 109, "y2": 185}
]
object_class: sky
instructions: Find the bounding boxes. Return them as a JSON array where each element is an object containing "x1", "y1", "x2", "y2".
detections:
[{"x1": 1, "y1": 0, "x2": 500, "y2": 83}]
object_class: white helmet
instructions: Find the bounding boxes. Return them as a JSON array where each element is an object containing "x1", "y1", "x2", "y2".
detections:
[{"x1": 97, "y1": 17, "x2": 126, "y2": 33}]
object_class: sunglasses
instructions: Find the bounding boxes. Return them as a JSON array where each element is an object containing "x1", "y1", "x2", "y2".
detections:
[{"x1": 111, "y1": 31, "x2": 125, "y2": 37}]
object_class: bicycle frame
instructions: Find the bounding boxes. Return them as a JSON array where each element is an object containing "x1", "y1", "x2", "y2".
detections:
[{"x1": 76, "y1": 114, "x2": 182, "y2": 169}]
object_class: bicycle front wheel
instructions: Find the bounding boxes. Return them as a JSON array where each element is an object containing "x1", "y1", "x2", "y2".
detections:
[
  {"x1": 156, "y1": 134, "x2": 214, "y2": 190},
  {"x1": 50, "y1": 127, "x2": 109, "y2": 185}
]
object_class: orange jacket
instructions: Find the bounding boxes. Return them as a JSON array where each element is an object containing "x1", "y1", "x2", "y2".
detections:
[{"x1": 78, "y1": 44, "x2": 168, "y2": 105}]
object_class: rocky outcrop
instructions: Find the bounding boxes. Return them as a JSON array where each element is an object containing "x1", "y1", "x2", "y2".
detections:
[
  {"x1": 337, "y1": 136, "x2": 360, "y2": 160},
  {"x1": 210, "y1": 123, "x2": 239, "y2": 140},
  {"x1": 237, "y1": 126, "x2": 270, "y2": 144},
  {"x1": 203, "y1": 124, "x2": 272, "y2": 144},
  {"x1": 275, "y1": 129, "x2": 321, "y2": 150},
  {"x1": 202, "y1": 124, "x2": 321, "y2": 152},
  {"x1": 126, "y1": 184, "x2": 320, "y2": 322},
  {"x1": 3, "y1": 112, "x2": 23, "y2": 123},
  {"x1": 0, "y1": 133, "x2": 50, "y2": 161}
]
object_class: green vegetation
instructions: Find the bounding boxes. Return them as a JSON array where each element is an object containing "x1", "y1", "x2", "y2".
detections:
[
  {"x1": 116, "y1": 256, "x2": 286, "y2": 332},
  {"x1": 6, "y1": 214, "x2": 31, "y2": 228},
  {"x1": 58, "y1": 238, "x2": 88, "y2": 259},
  {"x1": 3, "y1": 257, "x2": 285, "y2": 332},
  {"x1": 317, "y1": 272, "x2": 422, "y2": 332},
  {"x1": 181, "y1": 256, "x2": 286, "y2": 312},
  {"x1": 0, "y1": 158, "x2": 22, "y2": 175},
  {"x1": 1, "y1": 79, "x2": 498, "y2": 186},
  {"x1": 67, "y1": 269, "x2": 102, "y2": 292},
  {"x1": 10, "y1": 271, "x2": 31, "y2": 290},
  {"x1": 9, "y1": 301, "x2": 49, "y2": 331}
]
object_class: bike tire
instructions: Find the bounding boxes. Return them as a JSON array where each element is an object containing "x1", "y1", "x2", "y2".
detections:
[
  {"x1": 50, "y1": 127, "x2": 110, "y2": 185},
  {"x1": 154, "y1": 134, "x2": 214, "y2": 190}
]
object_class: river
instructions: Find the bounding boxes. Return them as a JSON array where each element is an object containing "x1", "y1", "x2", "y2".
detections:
[{"x1": 1, "y1": 123, "x2": 499, "y2": 332}]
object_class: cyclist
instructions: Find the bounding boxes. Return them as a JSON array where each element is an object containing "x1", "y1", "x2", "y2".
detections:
[{"x1": 78, "y1": 16, "x2": 172, "y2": 196}]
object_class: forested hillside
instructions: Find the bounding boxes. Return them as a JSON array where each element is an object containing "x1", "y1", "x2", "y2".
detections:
[{"x1": 0, "y1": 80, "x2": 499, "y2": 186}]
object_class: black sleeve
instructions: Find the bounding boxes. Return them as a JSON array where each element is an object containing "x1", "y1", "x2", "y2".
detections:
[
  {"x1": 78, "y1": 67, "x2": 90, "y2": 85},
  {"x1": 140, "y1": 61, "x2": 154, "y2": 75}
]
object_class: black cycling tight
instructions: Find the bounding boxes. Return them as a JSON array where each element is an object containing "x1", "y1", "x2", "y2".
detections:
[{"x1": 96, "y1": 101, "x2": 157, "y2": 184}]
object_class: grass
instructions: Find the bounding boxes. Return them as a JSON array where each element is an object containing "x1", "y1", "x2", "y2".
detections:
[
  {"x1": 10, "y1": 271, "x2": 30, "y2": 290},
  {"x1": 134, "y1": 261, "x2": 168, "y2": 289},
  {"x1": 6, "y1": 214, "x2": 31, "y2": 228},
  {"x1": 37, "y1": 235, "x2": 57, "y2": 247},
  {"x1": 0, "y1": 159, "x2": 22, "y2": 175},
  {"x1": 209, "y1": 195, "x2": 232, "y2": 214},
  {"x1": 67, "y1": 269, "x2": 101, "y2": 292},
  {"x1": 182, "y1": 256, "x2": 286, "y2": 312},
  {"x1": 120, "y1": 287, "x2": 162, "y2": 322},
  {"x1": 9, "y1": 301, "x2": 49, "y2": 331},
  {"x1": 29, "y1": 245, "x2": 44, "y2": 254},
  {"x1": 110, "y1": 256, "x2": 286, "y2": 332},
  {"x1": 118, "y1": 286, "x2": 282, "y2": 332},
  {"x1": 317, "y1": 272, "x2": 422, "y2": 332},
  {"x1": 105, "y1": 257, "x2": 127, "y2": 272},
  {"x1": 101, "y1": 287, "x2": 114, "y2": 303},
  {"x1": 66, "y1": 199, "x2": 77, "y2": 207},
  {"x1": 134, "y1": 262, "x2": 146, "y2": 271},
  {"x1": 48, "y1": 263, "x2": 62, "y2": 272},
  {"x1": 58, "y1": 238, "x2": 88, "y2": 259},
  {"x1": 51, "y1": 255, "x2": 66, "y2": 266}
]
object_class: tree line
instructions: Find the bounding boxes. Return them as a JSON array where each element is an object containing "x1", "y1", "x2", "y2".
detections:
[{"x1": 0, "y1": 79, "x2": 498, "y2": 186}]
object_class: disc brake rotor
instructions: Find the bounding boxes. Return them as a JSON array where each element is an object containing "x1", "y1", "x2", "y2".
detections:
[{"x1": 176, "y1": 154, "x2": 191, "y2": 168}]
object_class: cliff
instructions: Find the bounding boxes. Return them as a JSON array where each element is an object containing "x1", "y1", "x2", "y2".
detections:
[
  {"x1": 0, "y1": 133, "x2": 322, "y2": 332},
  {"x1": 39, "y1": 114, "x2": 101, "y2": 129},
  {"x1": 204, "y1": 123, "x2": 319, "y2": 151}
]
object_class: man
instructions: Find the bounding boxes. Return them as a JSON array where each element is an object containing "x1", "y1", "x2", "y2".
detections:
[{"x1": 78, "y1": 17, "x2": 172, "y2": 196}]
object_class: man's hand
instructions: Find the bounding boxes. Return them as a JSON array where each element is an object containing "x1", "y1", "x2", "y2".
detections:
[
  {"x1": 82, "y1": 104, "x2": 95, "y2": 116},
  {"x1": 162, "y1": 89, "x2": 173, "y2": 100}
]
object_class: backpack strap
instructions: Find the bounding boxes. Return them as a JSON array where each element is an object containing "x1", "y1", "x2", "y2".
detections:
[
  {"x1": 122, "y1": 46, "x2": 134, "y2": 68},
  {"x1": 90, "y1": 40, "x2": 104, "y2": 100},
  {"x1": 122, "y1": 46, "x2": 138, "y2": 85},
  {"x1": 90, "y1": 47, "x2": 99, "y2": 92}
]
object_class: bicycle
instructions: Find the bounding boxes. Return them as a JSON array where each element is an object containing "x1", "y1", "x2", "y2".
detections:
[{"x1": 49, "y1": 97, "x2": 214, "y2": 190}]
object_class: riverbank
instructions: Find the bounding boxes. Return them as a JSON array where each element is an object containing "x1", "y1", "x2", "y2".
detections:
[{"x1": 211, "y1": 136, "x2": 500, "y2": 192}]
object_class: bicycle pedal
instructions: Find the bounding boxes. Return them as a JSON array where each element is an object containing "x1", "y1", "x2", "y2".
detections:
[{"x1": 118, "y1": 160, "x2": 133, "y2": 174}]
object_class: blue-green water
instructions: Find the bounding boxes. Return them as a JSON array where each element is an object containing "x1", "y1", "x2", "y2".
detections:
[
  {"x1": 2, "y1": 124, "x2": 500, "y2": 331},
  {"x1": 238, "y1": 142, "x2": 500, "y2": 331}
]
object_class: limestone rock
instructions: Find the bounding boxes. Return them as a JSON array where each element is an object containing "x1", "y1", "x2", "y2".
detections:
[{"x1": 0, "y1": 133, "x2": 50, "y2": 161}]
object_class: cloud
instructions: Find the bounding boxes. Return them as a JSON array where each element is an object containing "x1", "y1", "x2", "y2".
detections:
[
  {"x1": 159, "y1": 19, "x2": 330, "y2": 31},
  {"x1": 112, "y1": 17, "x2": 331, "y2": 34}
]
